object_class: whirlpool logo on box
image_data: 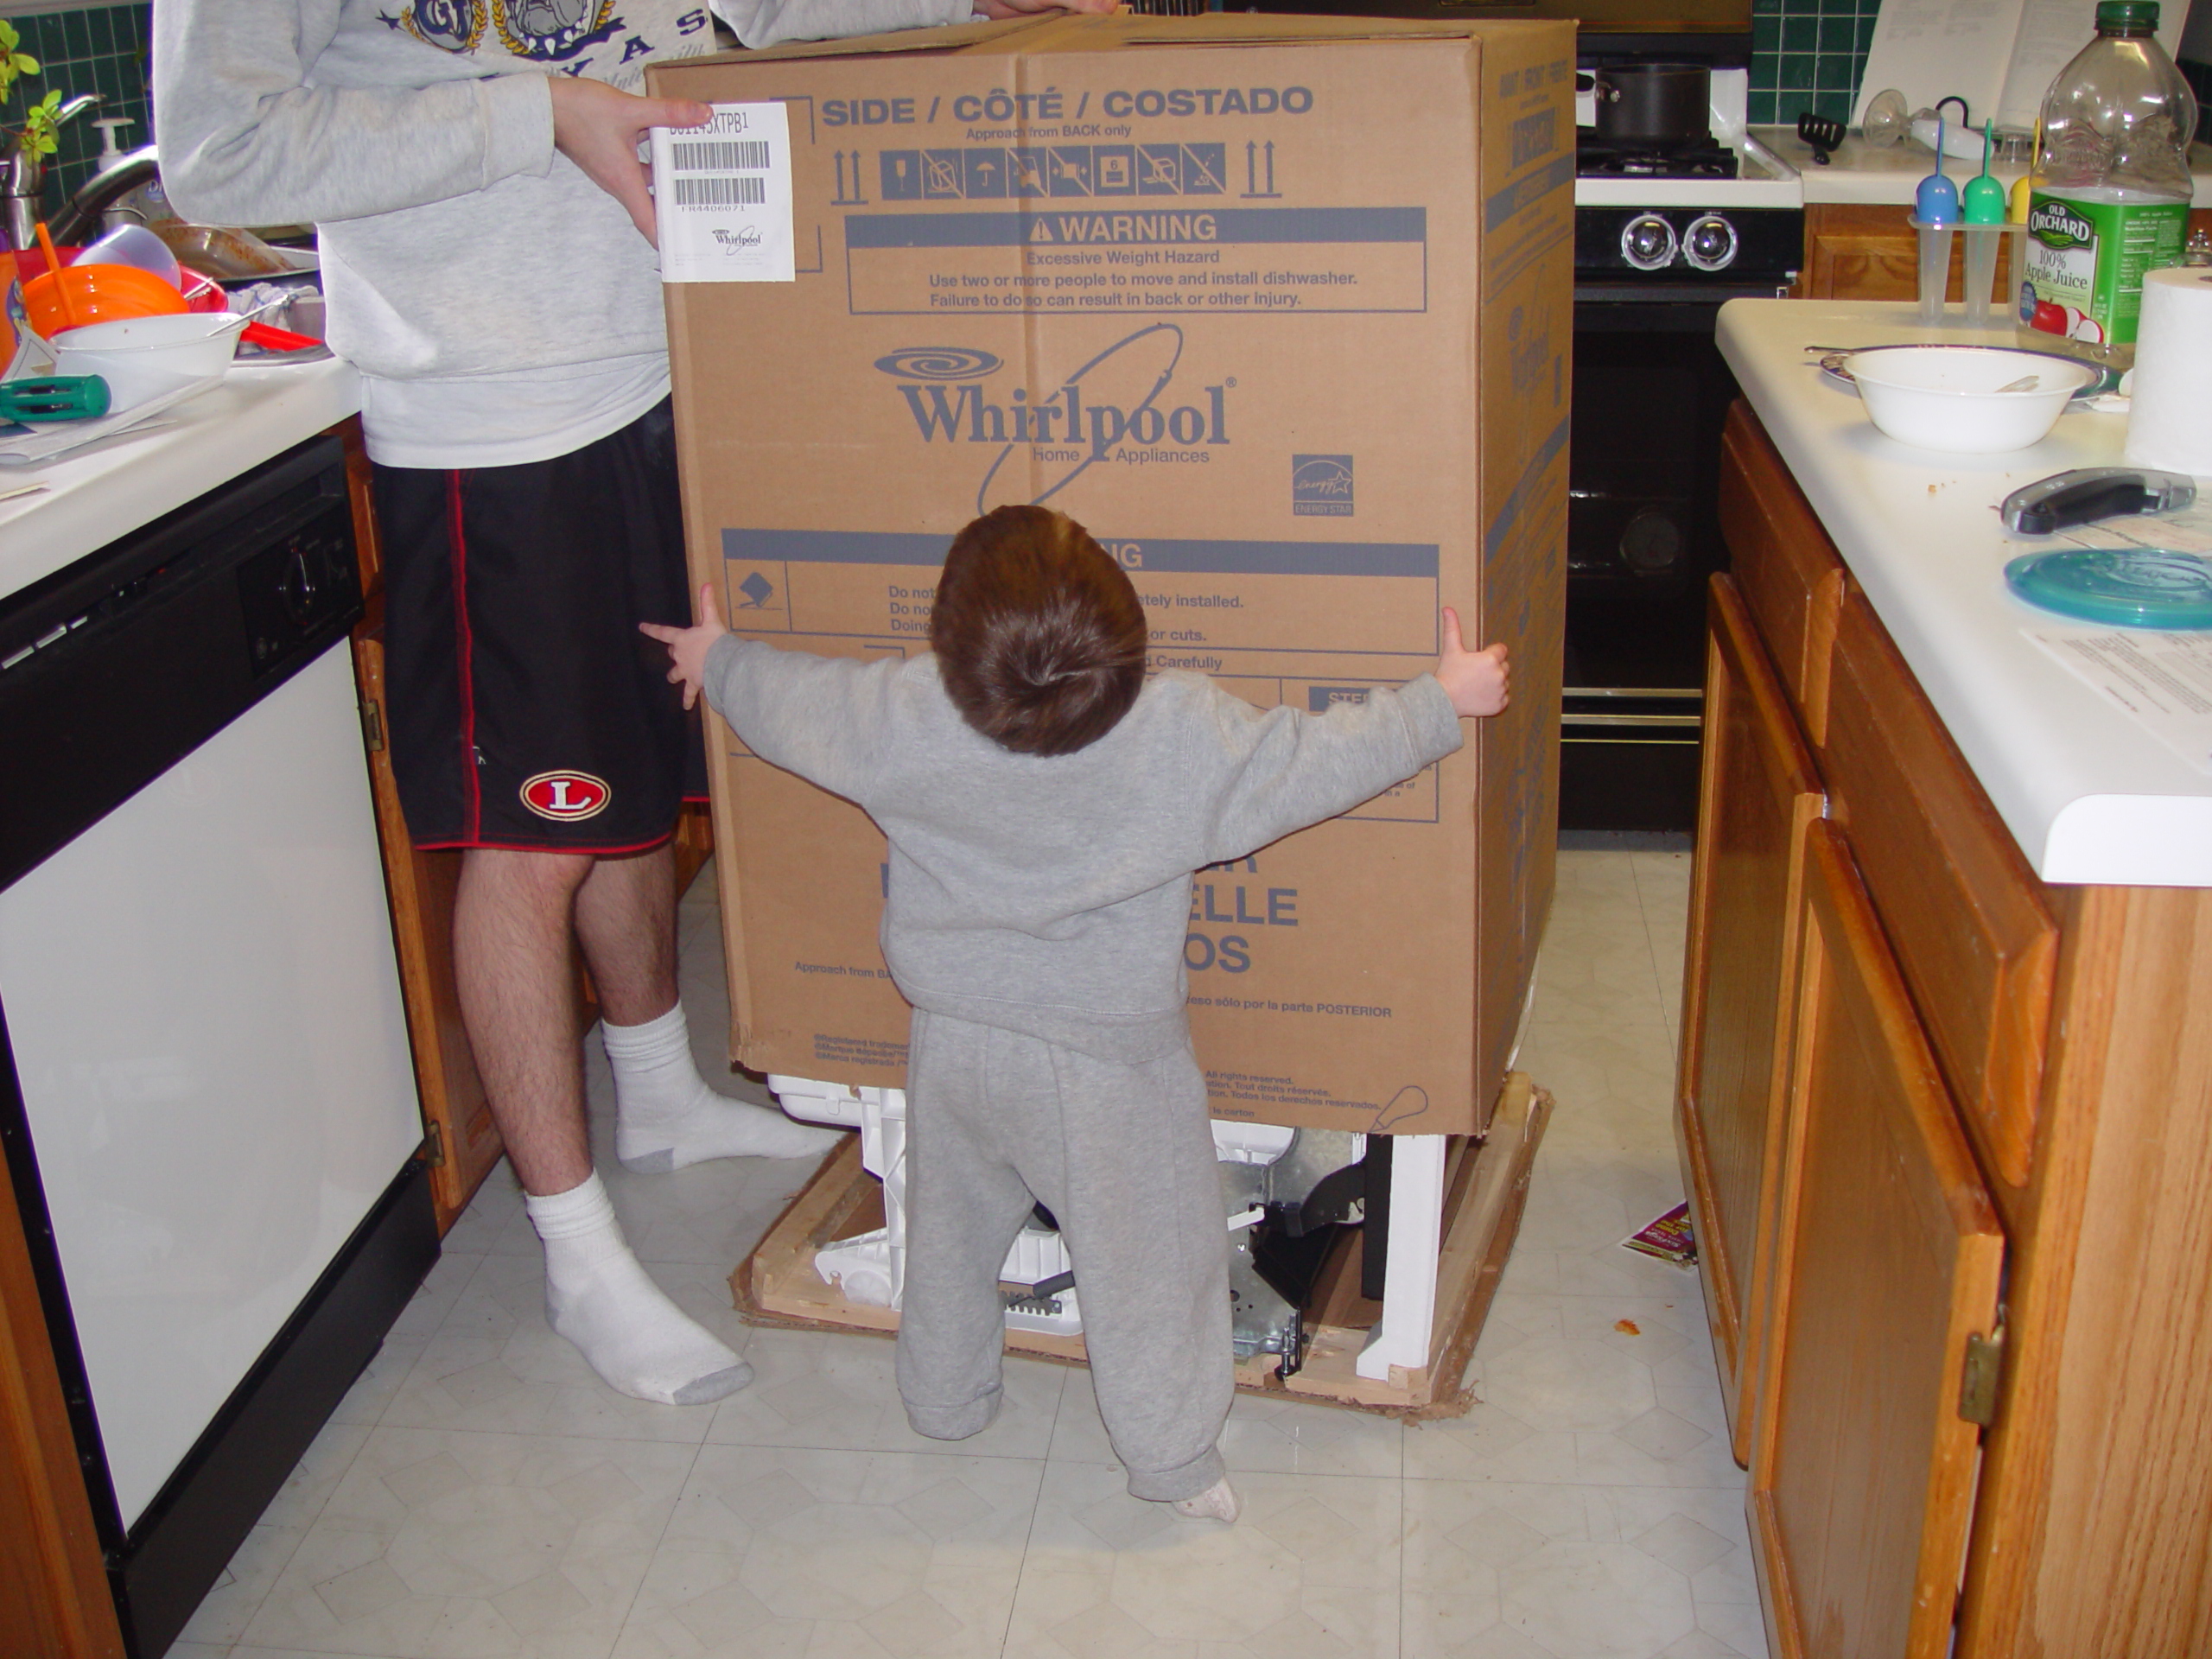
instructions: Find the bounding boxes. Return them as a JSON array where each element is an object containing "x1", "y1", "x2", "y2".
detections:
[{"x1": 875, "y1": 324, "x2": 1229, "y2": 514}]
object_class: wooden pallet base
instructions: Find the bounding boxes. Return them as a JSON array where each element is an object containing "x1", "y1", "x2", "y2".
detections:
[{"x1": 730, "y1": 1074, "x2": 1552, "y2": 1418}]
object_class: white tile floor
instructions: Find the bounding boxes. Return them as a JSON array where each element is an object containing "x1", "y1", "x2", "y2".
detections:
[{"x1": 172, "y1": 849, "x2": 1767, "y2": 1659}]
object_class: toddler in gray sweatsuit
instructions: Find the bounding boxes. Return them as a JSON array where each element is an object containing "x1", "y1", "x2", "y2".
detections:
[{"x1": 646, "y1": 505, "x2": 1510, "y2": 1518}]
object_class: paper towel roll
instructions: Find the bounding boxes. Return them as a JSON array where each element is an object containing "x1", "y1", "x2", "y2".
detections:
[{"x1": 2125, "y1": 266, "x2": 2212, "y2": 476}]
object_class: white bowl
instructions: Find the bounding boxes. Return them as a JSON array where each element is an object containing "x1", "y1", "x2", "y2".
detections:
[
  {"x1": 50, "y1": 312, "x2": 245, "y2": 413},
  {"x1": 1844, "y1": 346, "x2": 2100, "y2": 454}
]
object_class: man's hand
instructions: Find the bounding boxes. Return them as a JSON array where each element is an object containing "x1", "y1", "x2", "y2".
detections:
[
  {"x1": 640, "y1": 583, "x2": 731, "y2": 710},
  {"x1": 548, "y1": 76, "x2": 712, "y2": 246},
  {"x1": 1436, "y1": 607, "x2": 1510, "y2": 718},
  {"x1": 975, "y1": 0, "x2": 1121, "y2": 17}
]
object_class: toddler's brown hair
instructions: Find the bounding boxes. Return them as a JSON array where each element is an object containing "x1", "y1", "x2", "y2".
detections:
[{"x1": 931, "y1": 505, "x2": 1147, "y2": 757}]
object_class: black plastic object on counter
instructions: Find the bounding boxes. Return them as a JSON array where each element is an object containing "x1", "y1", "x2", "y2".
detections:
[
  {"x1": 1796, "y1": 111, "x2": 1845, "y2": 163},
  {"x1": 2000, "y1": 466, "x2": 2196, "y2": 534}
]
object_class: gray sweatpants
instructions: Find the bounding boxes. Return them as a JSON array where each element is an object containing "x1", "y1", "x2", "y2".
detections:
[{"x1": 895, "y1": 1009, "x2": 1232, "y2": 1501}]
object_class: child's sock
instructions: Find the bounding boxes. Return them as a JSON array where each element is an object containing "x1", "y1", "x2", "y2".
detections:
[
  {"x1": 603, "y1": 1003, "x2": 842, "y2": 1172},
  {"x1": 1171, "y1": 1477, "x2": 1241, "y2": 1522},
  {"x1": 524, "y1": 1172, "x2": 753, "y2": 1406}
]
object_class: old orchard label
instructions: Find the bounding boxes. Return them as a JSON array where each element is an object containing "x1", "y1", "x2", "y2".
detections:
[{"x1": 2021, "y1": 191, "x2": 2190, "y2": 347}]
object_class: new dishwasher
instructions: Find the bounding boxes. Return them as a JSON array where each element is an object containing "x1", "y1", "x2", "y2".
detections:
[{"x1": 0, "y1": 433, "x2": 437, "y2": 1656}]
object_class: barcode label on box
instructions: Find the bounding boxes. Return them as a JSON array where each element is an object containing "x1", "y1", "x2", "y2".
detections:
[
  {"x1": 671, "y1": 175, "x2": 766, "y2": 207},
  {"x1": 652, "y1": 103, "x2": 795, "y2": 283},
  {"x1": 671, "y1": 139, "x2": 771, "y2": 171}
]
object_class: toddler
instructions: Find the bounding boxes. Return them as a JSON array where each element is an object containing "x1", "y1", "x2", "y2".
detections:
[{"x1": 645, "y1": 505, "x2": 1508, "y2": 1518}]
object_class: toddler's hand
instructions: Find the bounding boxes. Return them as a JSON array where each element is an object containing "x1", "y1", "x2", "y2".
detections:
[
  {"x1": 1436, "y1": 607, "x2": 1510, "y2": 718},
  {"x1": 639, "y1": 583, "x2": 729, "y2": 711}
]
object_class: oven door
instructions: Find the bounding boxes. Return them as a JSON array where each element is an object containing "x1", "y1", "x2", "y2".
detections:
[{"x1": 1562, "y1": 293, "x2": 1745, "y2": 837}]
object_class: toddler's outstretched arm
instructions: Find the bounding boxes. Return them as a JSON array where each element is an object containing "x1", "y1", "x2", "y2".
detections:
[
  {"x1": 639, "y1": 583, "x2": 729, "y2": 711},
  {"x1": 1436, "y1": 607, "x2": 1510, "y2": 717}
]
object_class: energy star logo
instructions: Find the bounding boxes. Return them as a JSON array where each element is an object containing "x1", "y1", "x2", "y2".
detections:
[
  {"x1": 1292, "y1": 454, "x2": 1353, "y2": 517},
  {"x1": 875, "y1": 325, "x2": 1230, "y2": 515}
]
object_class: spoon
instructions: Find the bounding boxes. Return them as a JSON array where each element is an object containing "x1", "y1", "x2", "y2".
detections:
[
  {"x1": 34, "y1": 222, "x2": 78, "y2": 330},
  {"x1": 1994, "y1": 374, "x2": 2042, "y2": 392}
]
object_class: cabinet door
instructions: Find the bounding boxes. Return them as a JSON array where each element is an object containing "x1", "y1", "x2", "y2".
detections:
[
  {"x1": 1750, "y1": 823, "x2": 2004, "y2": 1659},
  {"x1": 352, "y1": 624, "x2": 505, "y2": 1230},
  {"x1": 1676, "y1": 575, "x2": 1823, "y2": 1465}
]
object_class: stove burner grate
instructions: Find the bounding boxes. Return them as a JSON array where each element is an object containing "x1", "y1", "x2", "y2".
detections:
[{"x1": 1576, "y1": 138, "x2": 1741, "y2": 181}]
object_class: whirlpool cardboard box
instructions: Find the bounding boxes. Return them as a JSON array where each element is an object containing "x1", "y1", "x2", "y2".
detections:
[{"x1": 652, "y1": 12, "x2": 1567, "y2": 1138}]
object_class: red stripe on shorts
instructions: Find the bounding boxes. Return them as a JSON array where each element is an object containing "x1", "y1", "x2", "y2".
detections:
[{"x1": 448, "y1": 472, "x2": 481, "y2": 843}]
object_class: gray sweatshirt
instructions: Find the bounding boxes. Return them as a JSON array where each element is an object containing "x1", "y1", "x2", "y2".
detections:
[
  {"x1": 151, "y1": 0, "x2": 968, "y2": 387},
  {"x1": 702, "y1": 638, "x2": 1465, "y2": 1063}
]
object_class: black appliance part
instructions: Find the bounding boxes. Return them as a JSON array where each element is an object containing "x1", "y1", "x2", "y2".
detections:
[
  {"x1": 1592, "y1": 62, "x2": 1712, "y2": 146},
  {"x1": 2000, "y1": 467, "x2": 2197, "y2": 534},
  {"x1": 0, "y1": 433, "x2": 440, "y2": 1658},
  {"x1": 1796, "y1": 111, "x2": 1846, "y2": 163}
]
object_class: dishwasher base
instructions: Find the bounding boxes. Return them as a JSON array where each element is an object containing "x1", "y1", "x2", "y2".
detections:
[{"x1": 107, "y1": 1157, "x2": 436, "y2": 1659}]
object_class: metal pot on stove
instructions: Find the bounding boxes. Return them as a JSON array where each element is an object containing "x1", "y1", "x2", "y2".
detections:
[{"x1": 1590, "y1": 62, "x2": 1712, "y2": 148}]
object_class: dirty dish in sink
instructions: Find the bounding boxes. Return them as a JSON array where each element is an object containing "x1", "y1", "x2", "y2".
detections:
[
  {"x1": 49, "y1": 312, "x2": 245, "y2": 413},
  {"x1": 22, "y1": 259, "x2": 187, "y2": 339},
  {"x1": 1841, "y1": 345, "x2": 2101, "y2": 453}
]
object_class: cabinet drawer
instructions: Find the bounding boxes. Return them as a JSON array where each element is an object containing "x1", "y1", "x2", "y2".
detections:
[
  {"x1": 1718, "y1": 404, "x2": 1847, "y2": 747},
  {"x1": 1824, "y1": 594, "x2": 2057, "y2": 1187}
]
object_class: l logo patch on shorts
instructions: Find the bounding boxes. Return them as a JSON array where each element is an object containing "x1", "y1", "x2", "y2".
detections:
[{"x1": 521, "y1": 770, "x2": 612, "y2": 822}]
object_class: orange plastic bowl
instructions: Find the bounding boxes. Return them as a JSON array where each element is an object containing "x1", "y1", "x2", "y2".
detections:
[{"x1": 23, "y1": 261, "x2": 188, "y2": 339}]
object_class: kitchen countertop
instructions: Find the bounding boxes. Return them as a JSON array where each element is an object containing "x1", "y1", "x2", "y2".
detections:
[
  {"x1": 1753, "y1": 129, "x2": 2212, "y2": 207},
  {"x1": 0, "y1": 356, "x2": 361, "y2": 607},
  {"x1": 1719, "y1": 297, "x2": 2212, "y2": 887}
]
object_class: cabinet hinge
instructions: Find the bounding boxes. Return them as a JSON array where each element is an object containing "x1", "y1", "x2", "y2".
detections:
[
  {"x1": 359, "y1": 696, "x2": 385, "y2": 753},
  {"x1": 1960, "y1": 1323, "x2": 2006, "y2": 1427},
  {"x1": 421, "y1": 1122, "x2": 447, "y2": 1169}
]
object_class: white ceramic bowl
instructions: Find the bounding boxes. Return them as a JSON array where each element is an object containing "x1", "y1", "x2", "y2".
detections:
[
  {"x1": 49, "y1": 312, "x2": 245, "y2": 413},
  {"x1": 1843, "y1": 345, "x2": 2100, "y2": 454}
]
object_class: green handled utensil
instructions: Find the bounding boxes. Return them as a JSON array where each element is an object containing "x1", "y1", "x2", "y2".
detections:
[{"x1": 0, "y1": 375, "x2": 111, "y2": 423}]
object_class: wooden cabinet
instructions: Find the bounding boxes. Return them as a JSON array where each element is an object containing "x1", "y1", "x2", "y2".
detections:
[
  {"x1": 1689, "y1": 403, "x2": 2212, "y2": 1657},
  {"x1": 1798, "y1": 203, "x2": 2212, "y2": 303},
  {"x1": 1675, "y1": 574, "x2": 1822, "y2": 1462},
  {"x1": 1749, "y1": 821, "x2": 2004, "y2": 1659}
]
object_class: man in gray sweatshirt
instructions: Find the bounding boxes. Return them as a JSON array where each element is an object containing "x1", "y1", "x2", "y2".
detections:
[
  {"x1": 646, "y1": 505, "x2": 1510, "y2": 1517},
  {"x1": 151, "y1": 0, "x2": 1112, "y2": 1409}
]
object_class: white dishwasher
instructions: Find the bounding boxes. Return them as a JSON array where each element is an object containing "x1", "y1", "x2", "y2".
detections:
[{"x1": 0, "y1": 434, "x2": 435, "y2": 1658}]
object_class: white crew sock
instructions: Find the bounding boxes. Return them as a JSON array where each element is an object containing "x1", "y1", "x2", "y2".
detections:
[
  {"x1": 602, "y1": 1002, "x2": 842, "y2": 1173},
  {"x1": 1171, "y1": 1477, "x2": 1242, "y2": 1522},
  {"x1": 523, "y1": 1172, "x2": 753, "y2": 1406}
]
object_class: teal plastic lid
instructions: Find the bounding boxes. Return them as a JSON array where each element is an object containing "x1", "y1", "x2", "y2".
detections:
[{"x1": 2005, "y1": 547, "x2": 2212, "y2": 628}]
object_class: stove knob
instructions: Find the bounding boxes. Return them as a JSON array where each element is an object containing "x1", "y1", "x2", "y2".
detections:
[
  {"x1": 1620, "y1": 213, "x2": 1679, "y2": 271},
  {"x1": 1682, "y1": 214, "x2": 1739, "y2": 273}
]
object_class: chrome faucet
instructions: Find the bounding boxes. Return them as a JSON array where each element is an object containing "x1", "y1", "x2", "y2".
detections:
[{"x1": 3, "y1": 92, "x2": 103, "y2": 251}]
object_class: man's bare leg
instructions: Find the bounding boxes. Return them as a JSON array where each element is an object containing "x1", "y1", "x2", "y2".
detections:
[
  {"x1": 452, "y1": 846, "x2": 596, "y2": 1197},
  {"x1": 453, "y1": 844, "x2": 750, "y2": 1406},
  {"x1": 580, "y1": 842, "x2": 842, "y2": 1171}
]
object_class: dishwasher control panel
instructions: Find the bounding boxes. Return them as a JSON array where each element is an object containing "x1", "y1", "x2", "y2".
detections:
[{"x1": 237, "y1": 502, "x2": 360, "y2": 677}]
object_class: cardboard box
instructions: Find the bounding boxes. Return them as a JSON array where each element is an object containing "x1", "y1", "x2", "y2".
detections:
[{"x1": 653, "y1": 12, "x2": 1567, "y2": 1138}]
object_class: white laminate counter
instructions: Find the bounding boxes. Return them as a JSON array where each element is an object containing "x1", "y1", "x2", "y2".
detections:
[
  {"x1": 1719, "y1": 297, "x2": 2212, "y2": 887},
  {"x1": 0, "y1": 357, "x2": 361, "y2": 606},
  {"x1": 1753, "y1": 129, "x2": 2212, "y2": 207}
]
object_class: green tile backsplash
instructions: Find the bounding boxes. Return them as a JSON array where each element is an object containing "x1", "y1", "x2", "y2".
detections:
[
  {"x1": 4, "y1": 3, "x2": 151, "y2": 223},
  {"x1": 1751, "y1": 0, "x2": 1878, "y2": 129}
]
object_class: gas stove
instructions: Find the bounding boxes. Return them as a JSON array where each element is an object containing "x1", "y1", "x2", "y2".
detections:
[{"x1": 1573, "y1": 68, "x2": 1802, "y2": 295}]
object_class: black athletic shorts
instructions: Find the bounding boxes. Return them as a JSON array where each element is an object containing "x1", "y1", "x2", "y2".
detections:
[{"x1": 373, "y1": 397, "x2": 706, "y2": 853}]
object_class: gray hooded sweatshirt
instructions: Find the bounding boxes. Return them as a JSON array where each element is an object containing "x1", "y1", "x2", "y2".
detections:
[{"x1": 702, "y1": 638, "x2": 1465, "y2": 1064}]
